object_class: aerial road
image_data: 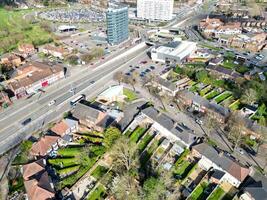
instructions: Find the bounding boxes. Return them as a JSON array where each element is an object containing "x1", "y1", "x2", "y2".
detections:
[{"x1": 0, "y1": 43, "x2": 149, "y2": 155}]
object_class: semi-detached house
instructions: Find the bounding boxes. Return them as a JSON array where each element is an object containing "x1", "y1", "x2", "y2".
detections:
[
  {"x1": 7, "y1": 62, "x2": 64, "y2": 99},
  {"x1": 192, "y1": 143, "x2": 250, "y2": 188}
]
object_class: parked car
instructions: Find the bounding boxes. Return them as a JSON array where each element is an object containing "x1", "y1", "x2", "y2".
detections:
[
  {"x1": 22, "y1": 118, "x2": 31, "y2": 126},
  {"x1": 48, "y1": 100, "x2": 56, "y2": 106},
  {"x1": 195, "y1": 118, "x2": 203, "y2": 125},
  {"x1": 150, "y1": 66, "x2": 155, "y2": 70}
]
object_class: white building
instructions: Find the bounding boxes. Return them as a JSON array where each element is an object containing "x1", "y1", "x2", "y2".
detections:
[
  {"x1": 137, "y1": 0, "x2": 174, "y2": 21},
  {"x1": 151, "y1": 40, "x2": 197, "y2": 63}
]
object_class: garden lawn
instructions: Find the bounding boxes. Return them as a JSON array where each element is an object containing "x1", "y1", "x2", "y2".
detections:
[
  {"x1": 57, "y1": 165, "x2": 80, "y2": 177},
  {"x1": 87, "y1": 184, "x2": 106, "y2": 200},
  {"x1": 221, "y1": 60, "x2": 237, "y2": 69},
  {"x1": 60, "y1": 157, "x2": 98, "y2": 189},
  {"x1": 204, "y1": 90, "x2": 220, "y2": 100},
  {"x1": 189, "y1": 181, "x2": 209, "y2": 200},
  {"x1": 208, "y1": 187, "x2": 225, "y2": 200},
  {"x1": 229, "y1": 100, "x2": 241, "y2": 111},
  {"x1": 200, "y1": 43, "x2": 221, "y2": 51},
  {"x1": 174, "y1": 160, "x2": 191, "y2": 177},
  {"x1": 199, "y1": 85, "x2": 213, "y2": 97},
  {"x1": 214, "y1": 91, "x2": 232, "y2": 104},
  {"x1": 138, "y1": 133, "x2": 154, "y2": 152},
  {"x1": 91, "y1": 165, "x2": 108, "y2": 181},
  {"x1": 130, "y1": 127, "x2": 147, "y2": 143},
  {"x1": 58, "y1": 147, "x2": 81, "y2": 157},
  {"x1": 123, "y1": 88, "x2": 138, "y2": 102},
  {"x1": 140, "y1": 139, "x2": 160, "y2": 166},
  {"x1": 48, "y1": 158, "x2": 78, "y2": 168}
]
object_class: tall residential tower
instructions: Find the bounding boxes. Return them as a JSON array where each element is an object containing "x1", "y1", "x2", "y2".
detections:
[
  {"x1": 137, "y1": 0, "x2": 174, "y2": 21},
  {"x1": 106, "y1": 6, "x2": 129, "y2": 45}
]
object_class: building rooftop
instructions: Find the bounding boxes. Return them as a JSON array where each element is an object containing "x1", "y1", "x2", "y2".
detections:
[
  {"x1": 7, "y1": 62, "x2": 64, "y2": 91},
  {"x1": 142, "y1": 107, "x2": 198, "y2": 146},
  {"x1": 30, "y1": 135, "x2": 60, "y2": 156},
  {"x1": 155, "y1": 41, "x2": 197, "y2": 59},
  {"x1": 51, "y1": 121, "x2": 69, "y2": 137},
  {"x1": 23, "y1": 159, "x2": 46, "y2": 180},
  {"x1": 24, "y1": 171, "x2": 55, "y2": 200},
  {"x1": 193, "y1": 143, "x2": 250, "y2": 182}
]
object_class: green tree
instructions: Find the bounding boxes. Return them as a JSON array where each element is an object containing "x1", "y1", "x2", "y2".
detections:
[
  {"x1": 103, "y1": 127, "x2": 121, "y2": 149},
  {"x1": 143, "y1": 177, "x2": 165, "y2": 200}
]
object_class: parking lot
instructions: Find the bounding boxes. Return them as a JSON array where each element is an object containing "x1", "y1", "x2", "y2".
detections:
[
  {"x1": 61, "y1": 32, "x2": 109, "y2": 54},
  {"x1": 122, "y1": 55, "x2": 173, "y2": 79},
  {"x1": 39, "y1": 8, "x2": 105, "y2": 23}
]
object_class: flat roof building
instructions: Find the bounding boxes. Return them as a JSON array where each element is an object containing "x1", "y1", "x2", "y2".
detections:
[
  {"x1": 151, "y1": 40, "x2": 197, "y2": 63},
  {"x1": 106, "y1": 5, "x2": 129, "y2": 45},
  {"x1": 137, "y1": 0, "x2": 174, "y2": 21}
]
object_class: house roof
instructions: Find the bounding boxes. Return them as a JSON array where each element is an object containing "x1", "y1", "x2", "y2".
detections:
[
  {"x1": 51, "y1": 121, "x2": 69, "y2": 137},
  {"x1": 7, "y1": 62, "x2": 64, "y2": 91},
  {"x1": 97, "y1": 115, "x2": 115, "y2": 128},
  {"x1": 30, "y1": 135, "x2": 60, "y2": 156},
  {"x1": 43, "y1": 45, "x2": 67, "y2": 54},
  {"x1": 142, "y1": 107, "x2": 198, "y2": 146},
  {"x1": 64, "y1": 118, "x2": 78, "y2": 129},
  {"x1": 23, "y1": 159, "x2": 46, "y2": 180},
  {"x1": 72, "y1": 102, "x2": 105, "y2": 123},
  {"x1": 193, "y1": 143, "x2": 250, "y2": 181},
  {"x1": 207, "y1": 65, "x2": 242, "y2": 79},
  {"x1": 211, "y1": 169, "x2": 225, "y2": 180},
  {"x1": 24, "y1": 171, "x2": 55, "y2": 200},
  {"x1": 155, "y1": 76, "x2": 176, "y2": 91},
  {"x1": 242, "y1": 172, "x2": 267, "y2": 200}
]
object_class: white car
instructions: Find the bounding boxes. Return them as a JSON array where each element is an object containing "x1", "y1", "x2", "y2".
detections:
[
  {"x1": 195, "y1": 119, "x2": 203, "y2": 125},
  {"x1": 48, "y1": 100, "x2": 56, "y2": 106}
]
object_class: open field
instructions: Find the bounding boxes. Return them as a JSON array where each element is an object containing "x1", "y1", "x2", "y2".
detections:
[{"x1": 0, "y1": 8, "x2": 53, "y2": 53}]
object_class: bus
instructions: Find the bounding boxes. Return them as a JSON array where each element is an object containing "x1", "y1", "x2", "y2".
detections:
[{"x1": 70, "y1": 94, "x2": 86, "y2": 106}]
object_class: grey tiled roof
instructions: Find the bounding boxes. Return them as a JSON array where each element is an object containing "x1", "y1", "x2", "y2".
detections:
[
  {"x1": 142, "y1": 107, "x2": 198, "y2": 146},
  {"x1": 193, "y1": 143, "x2": 250, "y2": 181},
  {"x1": 243, "y1": 172, "x2": 267, "y2": 200},
  {"x1": 180, "y1": 90, "x2": 230, "y2": 117},
  {"x1": 72, "y1": 103, "x2": 102, "y2": 123},
  {"x1": 155, "y1": 76, "x2": 176, "y2": 91}
]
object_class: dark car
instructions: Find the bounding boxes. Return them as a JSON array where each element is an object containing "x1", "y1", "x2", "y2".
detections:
[
  {"x1": 130, "y1": 68, "x2": 135, "y2": 72},
  {"x1": 150, "y1": 66, "x2": 155, "y2": 70},
  {"x1": 125, "y1": 72, "x2": 131, "y2": 76},
  {"x1": 22, "y1": 118, "x2": 31, "y2": 126},
  {"x1": 90, "y1": 80, "x2": 95, "y2": 84},
  {"x1": 145, "y1": 69, "x2": 151, "y2": 73},
  {"x1": 135, "y1": 66, "x2": 140, "y2": 69}
]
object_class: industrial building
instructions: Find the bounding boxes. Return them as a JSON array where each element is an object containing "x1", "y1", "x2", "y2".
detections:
[{"x1": 151, "y1": 40, "x2": 197, "y2": 63}]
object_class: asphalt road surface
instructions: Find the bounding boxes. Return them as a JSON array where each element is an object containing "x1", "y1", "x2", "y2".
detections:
[{"x1": 0, "y1": 44, "x2": 149, "y2": 155}]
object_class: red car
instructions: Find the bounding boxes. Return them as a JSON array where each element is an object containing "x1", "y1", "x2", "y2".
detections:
[{"x1": 140, "y1": 61, "x2": 147, "y2": 64}]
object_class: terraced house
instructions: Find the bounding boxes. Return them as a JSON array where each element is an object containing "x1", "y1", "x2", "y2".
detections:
[
  {"x1": 7, "y1": 62, "x2": 64, "y2": 99},
  {"x1": 192, "y1": 143, "x2": 251, "y2": 187}
]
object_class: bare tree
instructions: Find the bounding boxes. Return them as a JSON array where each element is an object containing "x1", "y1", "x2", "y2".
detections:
[
  {"x1": 227, "y1": 112, "x2": 246, "y2": 151},
  {"x1": 241, "y1": 88, "x2": 257, "y2": 105},
  {"x1": 127, "y1": 71, "x2": 139, "y2": 91},
  {"x1": 113, "y1": 71, "x2": 124, "y2": 85},
  {"x1": 110, "y1": 136, "x2": 140, "y2": 174},
  {"x1": 111, "y1": 173, "x2": 142, "y2": 200}
]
